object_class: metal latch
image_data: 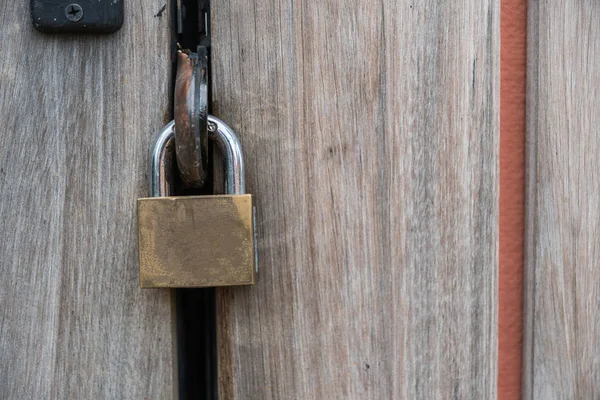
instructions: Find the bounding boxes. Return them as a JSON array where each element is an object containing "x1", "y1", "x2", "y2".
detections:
[
  {"x1": 137, "y1": 30, "x2": 258, "y2": 288},
  {"x1": 31, "y1": 0, "x2": 124, "y2": 33}
]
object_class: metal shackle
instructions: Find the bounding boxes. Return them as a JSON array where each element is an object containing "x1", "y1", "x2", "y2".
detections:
[{"x1": 150, "y1": 116, "x2": 245, "y2": 197}]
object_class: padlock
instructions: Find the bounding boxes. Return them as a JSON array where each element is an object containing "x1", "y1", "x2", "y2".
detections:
[{"x1": 137, "y1": 116, "x2": 257, "y2": 288}]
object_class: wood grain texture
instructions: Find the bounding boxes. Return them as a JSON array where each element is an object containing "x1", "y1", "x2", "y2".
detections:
[
  {"x1": 0, "y1": 1, "x2": 175, "y2": 398},
  {"x1": 524, "y1": 2, "x2": 600, "y2": 399},
  {"x1": 212, "y1": 1, "x2": 499, "y2": 398}
]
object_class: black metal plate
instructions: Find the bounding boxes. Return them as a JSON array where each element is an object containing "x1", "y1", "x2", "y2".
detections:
[{"x1": 31, "y1": 0, "x2": 123, "y2": 33}]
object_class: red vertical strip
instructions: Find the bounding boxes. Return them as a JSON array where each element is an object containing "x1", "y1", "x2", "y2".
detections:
[{"x1": 499, "y1": 1, "x2": 527, "y2": 399}]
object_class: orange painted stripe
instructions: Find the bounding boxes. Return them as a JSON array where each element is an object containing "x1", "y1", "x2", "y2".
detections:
[{"x1": 499, "y1": 0, "x2": 527, "y2": 399}]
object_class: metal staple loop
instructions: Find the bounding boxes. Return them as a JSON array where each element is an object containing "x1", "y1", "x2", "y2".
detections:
[{"x1": 174, "y1": 47, "x2": 209, "y2": 188}]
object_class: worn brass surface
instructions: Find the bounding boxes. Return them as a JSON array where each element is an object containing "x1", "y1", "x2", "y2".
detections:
[{"x1": 138, "y1": 194, "x2": 255, "y2": 288}]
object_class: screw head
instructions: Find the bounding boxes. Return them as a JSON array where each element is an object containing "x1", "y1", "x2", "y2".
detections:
[{"x1": 65, "y1": 4, "x2": 83, "y2": 22}]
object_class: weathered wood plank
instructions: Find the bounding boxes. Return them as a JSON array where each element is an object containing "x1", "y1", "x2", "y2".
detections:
[
  {"x1": 0, "y1": 1, "x2": 175, "y2": 398},
  {"x1": 524, "y1": 2, "x2": 600, "y2": 399},
  {"x1": 212, "y1": 1, "x2": 499, "y2": 398}
]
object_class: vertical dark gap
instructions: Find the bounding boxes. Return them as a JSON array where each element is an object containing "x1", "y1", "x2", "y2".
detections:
[
  {"x1": 172, "y1": 0, "x2": 217, "y2": 398},
  {"x1": 175, "y1": 289, "x2": 216, "y2": 399}
]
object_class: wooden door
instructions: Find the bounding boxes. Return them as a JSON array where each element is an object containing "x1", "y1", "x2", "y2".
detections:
[
  {"x1": 524, "y1": 2, "x2": 600, "y2": 398},
  {"x1": 0, "y1": 0, "x2": 499, "y2": 399},
  {"x1": 0, "y1": 1, "x2": 176, "y2": 398},
  {"x1": 212, "y1": 1, "x2": 499, "y2": 398}
]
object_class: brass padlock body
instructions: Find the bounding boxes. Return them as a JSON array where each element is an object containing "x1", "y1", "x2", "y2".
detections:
[{"x1": 138, "y1": 194, "x2": 256, "y2": 288}]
